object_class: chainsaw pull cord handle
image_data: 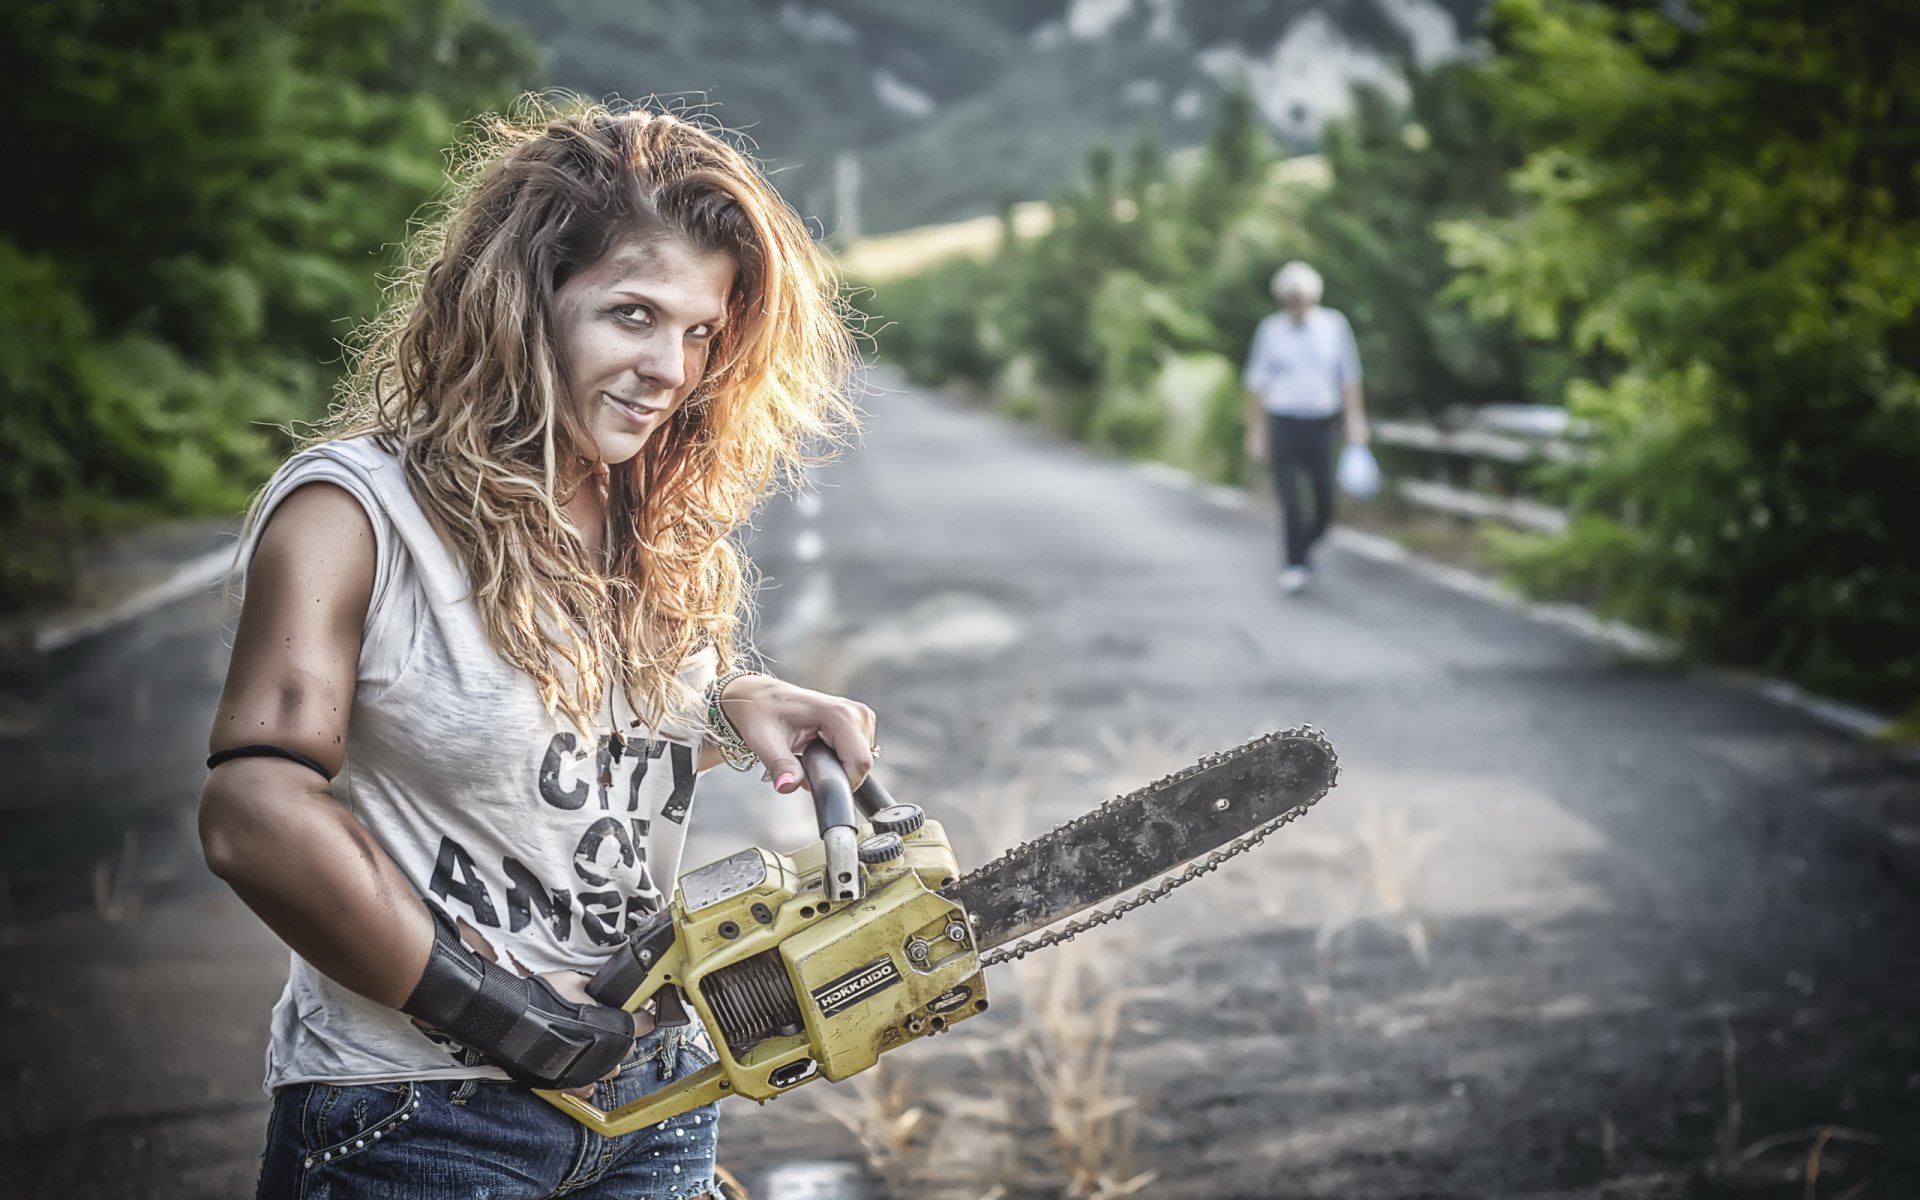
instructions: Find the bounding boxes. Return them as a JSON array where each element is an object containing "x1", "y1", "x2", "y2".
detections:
[{"x1": 801, "y1": 740, "x2": 865, "y2": 902}]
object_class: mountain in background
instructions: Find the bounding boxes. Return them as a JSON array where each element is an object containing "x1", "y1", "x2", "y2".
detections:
[{"x1": 486, "y1": 0, "x2": 1485, "y2": 234}]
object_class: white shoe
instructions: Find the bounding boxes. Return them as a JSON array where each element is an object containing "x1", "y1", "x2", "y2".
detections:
[{"x1": 1279, "y1": 566, "x2": 1311, "y2": 595}]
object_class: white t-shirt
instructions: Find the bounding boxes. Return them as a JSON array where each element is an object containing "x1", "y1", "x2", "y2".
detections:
[
  {"x1": 1242, "y1": 307, "x2": 1363, "y2": 419},
  {"x1": 238, "y1": 436, "x2": 716, "y2": 1089}
]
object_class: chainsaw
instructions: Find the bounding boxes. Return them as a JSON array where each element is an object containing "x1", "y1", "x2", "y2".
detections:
[{"x1": 539, "y1": 726, "x2": 1339, "y2": 1135}]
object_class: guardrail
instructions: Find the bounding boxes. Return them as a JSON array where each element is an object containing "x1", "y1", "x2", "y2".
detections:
[{"x1": 1369, "y1": 406, "x2": 1585, "y2": 535}]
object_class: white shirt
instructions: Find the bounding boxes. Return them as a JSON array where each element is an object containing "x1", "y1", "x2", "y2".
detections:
[
  {"x1": 1242, "y1": 306, "x2": 1362, "y2": 418},
  {"x1": 238, "y1": 437, "x2": 716, "y2": 1089}
]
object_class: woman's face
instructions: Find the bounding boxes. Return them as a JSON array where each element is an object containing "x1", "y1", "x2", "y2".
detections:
[{"x1": 551, "y1": 234, "x2": 738, "y2": 466}]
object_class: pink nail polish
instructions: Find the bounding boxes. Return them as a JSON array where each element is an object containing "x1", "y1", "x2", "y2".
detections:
[{"x1": 774, "y1": 772, "x2": 798, "y2": 793}]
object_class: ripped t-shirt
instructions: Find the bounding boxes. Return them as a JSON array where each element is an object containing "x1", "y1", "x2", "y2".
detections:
[{"x1": 239, "y1": 437, "x2": 714, "y2": 1089}]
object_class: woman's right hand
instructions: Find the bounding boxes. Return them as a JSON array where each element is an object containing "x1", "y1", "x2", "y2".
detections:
[
  {"x1": 411, "y1": 921, "x2": 653, "y2": 1097},
  {"x1": 719, "y1": 674, "x2": 877, "y2": 795},
  {"x1": 539, "y1": 969, "x2": 655, "y2": 1098}
]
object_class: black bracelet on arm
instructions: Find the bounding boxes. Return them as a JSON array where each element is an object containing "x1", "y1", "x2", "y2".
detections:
[
  {"x1": 206, "y1": 743, "x2": 334, "y2": 781},
  {"x1": 401, "y1": 907, "x2": 634, "y2": 1091}
]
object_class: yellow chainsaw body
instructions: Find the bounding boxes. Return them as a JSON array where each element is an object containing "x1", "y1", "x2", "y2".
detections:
[{"x1": 541, "y1": 817, "x2": 988, "y2": 1135}]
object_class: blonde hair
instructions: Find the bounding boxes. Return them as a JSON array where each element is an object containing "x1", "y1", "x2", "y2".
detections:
[{"x1": 319, "y1": 99, "x2": 857, "y2": 732}]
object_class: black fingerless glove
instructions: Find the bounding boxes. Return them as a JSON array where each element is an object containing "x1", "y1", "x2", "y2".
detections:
[{"x1": 401, "y1": 907, "x2": 634, "y2": 1090}]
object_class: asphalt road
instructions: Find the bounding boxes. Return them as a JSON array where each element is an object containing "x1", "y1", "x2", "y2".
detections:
[{"x1": 2, "y1": 368, "x2": 1915, "y2": 1199}]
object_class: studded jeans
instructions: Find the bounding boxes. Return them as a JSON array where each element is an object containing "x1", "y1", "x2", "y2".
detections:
[{"x1": 255, "y1": 1027, "x2": 720, "y2": 1199}]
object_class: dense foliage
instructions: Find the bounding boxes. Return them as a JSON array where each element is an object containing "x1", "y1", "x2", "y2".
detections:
[
  {"x1": 1303, "y1": 72, "x2": 1561, "y2": 418},
  {"x1": 866, "y1": 0, "x2": 1920, "y2": 714},
  {"x1": 2, "y1": 0, "x2": 533, "y2": 601},
  {"x1": 1440, "y1": 0, "x2": 1920, "y2": 712}
]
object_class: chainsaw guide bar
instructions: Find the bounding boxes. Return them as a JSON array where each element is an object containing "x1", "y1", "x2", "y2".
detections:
[{"x1": 942, "y1": 725, "x2": 1340, "y2": 958}]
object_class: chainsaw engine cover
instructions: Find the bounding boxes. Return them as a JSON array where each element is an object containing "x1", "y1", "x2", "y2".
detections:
[
  {"x1": 688, "y1": 818, "x2": 987, "y2": 1087},
  {"x1": 545, "y1": 817, "x2": 987, "y2": 1134},
  {"x1": 744, "y1": 826, "x2": 986, "y2": 1082}
]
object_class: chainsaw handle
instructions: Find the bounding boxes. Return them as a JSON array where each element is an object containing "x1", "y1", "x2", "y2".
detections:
[
  {"x1": 798, "y1": 740, "x2": 896, "y2": 818},
  {"x1": 802, "y1": 740, "x2": 859, "y2": 833},
  {"x1": 587, "y1": 907, "x2": 680, "y2": 1010},
  {"x1": 801, "y1": 740, "x2": 866, "y2": 901},
  {"x1": 853, "y1": 773, "x2": 897, "y2": 816}
]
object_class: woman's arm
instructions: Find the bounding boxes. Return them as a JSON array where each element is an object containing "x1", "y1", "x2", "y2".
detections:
[
  {"x1": 199, "y1": 482, "x2": 432, "y2": 1007},
  {"x1": 202, "y1": 482, "x2": 643, "y2": 1089},
  {"x1": 704, "y1": 674, "x2": 878, "y2": 794}
]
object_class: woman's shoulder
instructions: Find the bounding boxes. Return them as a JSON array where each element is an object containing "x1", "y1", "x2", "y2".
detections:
[
  {"x1": 264, "y1": 435, "x2": 413, "y2": 510},
  {"x1": 277, "y1": 433, "x2": 402, "y2": 478},
  {"x1": 249, "y1": 435, "x2": 417, "y2": 557}
]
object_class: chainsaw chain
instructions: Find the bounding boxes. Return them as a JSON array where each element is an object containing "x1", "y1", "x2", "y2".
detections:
[{"x1": 978, "y1": 725, "x2": 1338, "y2": 968}]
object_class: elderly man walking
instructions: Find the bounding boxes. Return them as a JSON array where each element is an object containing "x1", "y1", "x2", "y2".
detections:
[{"x1": 1243, "y1": 260, "x2": 1370, "y2": 594}]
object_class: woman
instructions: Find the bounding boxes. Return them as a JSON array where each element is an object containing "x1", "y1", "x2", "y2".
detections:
[{"x1": 200, "y1": 102, "x2": 873, "y2": 1198}]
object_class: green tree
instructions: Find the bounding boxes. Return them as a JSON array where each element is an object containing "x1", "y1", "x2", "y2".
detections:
[
  {"x1": 871, "y1": 85, "x2": 1294, "y2": 464},
  {"x1": 1175, "y1": 87, "x2": 1273, "y2": 271},
  {"x1": 1439, "y1": 0, "x2": 1920, "y2": 710},
  {"x1": 1300, "y1": 67, "x2": 1549, "y2": 416},
  {"x1": 2, "y1": 0, "x2": 535, "y2": 601}
]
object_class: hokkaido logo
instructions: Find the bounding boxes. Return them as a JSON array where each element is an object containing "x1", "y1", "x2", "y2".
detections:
[{"x1": 811, "y1": 957, "x2": 902, "y2": 1016}]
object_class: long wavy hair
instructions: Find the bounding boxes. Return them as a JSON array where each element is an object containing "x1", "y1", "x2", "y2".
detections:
[{"x1": 320, "y1": 99, "x2": 857, "y2": 732}]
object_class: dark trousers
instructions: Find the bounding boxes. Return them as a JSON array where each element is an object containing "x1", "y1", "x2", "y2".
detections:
[{"x1": 1267, "y1": 413, "x2": 1339, "y2": 569}]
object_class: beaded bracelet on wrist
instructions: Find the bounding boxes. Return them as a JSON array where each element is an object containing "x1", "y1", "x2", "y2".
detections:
[{"x1": 704, "y1": 667, "x2": 765, "y2": 772}]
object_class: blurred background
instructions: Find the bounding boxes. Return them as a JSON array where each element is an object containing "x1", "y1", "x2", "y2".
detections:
[{"x1": 2, "y1": 1, "x2": 1917, "y2": 1198}]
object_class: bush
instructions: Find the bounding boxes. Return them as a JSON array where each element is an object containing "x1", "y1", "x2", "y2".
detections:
[
  {"x1": 859, "y1": 256, "x2": 999, "y2": 388},
  {"x1": 1443, "y1": 0, "x2": 1920, "y2": 712},
  {"x1": 1, "y1": 0, "x2": 535, "y2": 605}
]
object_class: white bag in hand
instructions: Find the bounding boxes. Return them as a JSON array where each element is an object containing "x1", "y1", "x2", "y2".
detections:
[{"x1": 1338, "y1": 443, "x2": 1380, "y2": 499}]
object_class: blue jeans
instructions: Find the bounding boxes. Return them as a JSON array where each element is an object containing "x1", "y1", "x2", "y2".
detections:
[{"x1": 256, "y1": 1029, "x2": 720, "y2": 1199}]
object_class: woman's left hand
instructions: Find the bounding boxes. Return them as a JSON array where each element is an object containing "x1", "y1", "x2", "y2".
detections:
[{"x1": 719, "y1": 675, "x2": 877, "y2": 795}]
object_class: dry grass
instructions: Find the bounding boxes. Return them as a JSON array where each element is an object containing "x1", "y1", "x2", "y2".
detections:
[
  {"x1": 835, "y1": 203, "x2": 1053, "y2": 281},
  {"x1": 1351, "y1": 802, "x2": 1441, "y2": 964},
  {"x1": 1707, "y1": 1020, "x2": 1881, "y2": 1198},
  {"x1": 1312, "y1": 801, "x2": 1441, "y2": 968},
  {"x1": 1013, "y1": 943, "x2": 1156, "y2": 1200},
  {"x1": 815, "y1": 1057, "x2": 929, "y2": 1195},
  {"x1": 821, "y1": 708, "x2": 1313, "y2": 1196},
  {"x1": 1711, "y1": 1019, "x2": 1745, "y2": 1172},
  {"x1": 90, "y1": 827, "x2": 142, "y2": 922},
  {"x1": 881, "y1": 713, "x2": 1168, "y2": 1198},
  {"x1": 835, "y1": 157, "x2": 1322, "y2": 284}
]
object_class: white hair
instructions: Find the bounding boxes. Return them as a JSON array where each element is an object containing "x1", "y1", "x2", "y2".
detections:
[{"x1": 1271, "y1": 260, "x2": 1324, "y2": 304}]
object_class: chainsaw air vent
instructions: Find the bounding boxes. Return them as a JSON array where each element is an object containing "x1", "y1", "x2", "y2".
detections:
[{"x1": 701, "y1": 949, "x2": 803, "y2": 1054}]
